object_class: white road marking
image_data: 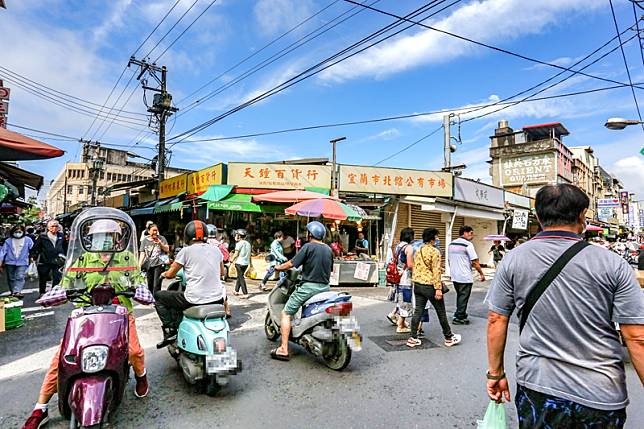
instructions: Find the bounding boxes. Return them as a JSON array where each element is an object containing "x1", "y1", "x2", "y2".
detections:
[{"x1": 23, "y1": 311, "x2": 55, "y2": 320}]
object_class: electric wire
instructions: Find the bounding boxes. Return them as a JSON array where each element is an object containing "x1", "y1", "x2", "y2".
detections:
[
  {"x1": 88, "y1": 73, "x2": 140, "y2": 140},
  {"x1": 633, "y1": 1, "x2": 644, "y2": 71},
  {"x1": 132, "y1": 0, "x2": 183, "y2": 57},
  {"x1": 142, "y1": 0, "x2": 200, "y2": 60},
  {"x1": 95, "y1": 82, "x2": 143, "y2": 142},
  {"x1": 375, "y1": 126, "x2": 443, "y2": 166},
  {"x1": 168, "y1": 0, "x2": 464, "y2": 143}
]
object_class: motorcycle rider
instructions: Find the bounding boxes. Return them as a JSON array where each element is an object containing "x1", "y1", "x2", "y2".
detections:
[
  {"x1": 22, "y1": 219, "x2": 149, "y2": 429},
  {"x1": 271, "y1": 221, "x2": 333, "y2": 361},
  {"x1": 156, "y1": 220, "x2": 226, "y2": 348}
]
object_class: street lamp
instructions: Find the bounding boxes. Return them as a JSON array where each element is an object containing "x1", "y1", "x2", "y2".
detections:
[
  {"x1": 604, "y1": 117, "x2": 644, "y2": 130},
  {"x1": 329, "y1": 136, "x2": 346, "y2": 198}
]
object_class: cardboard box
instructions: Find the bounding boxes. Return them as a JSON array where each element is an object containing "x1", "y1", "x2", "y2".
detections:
[
  {"x1": 637, "y1": 270, "x2": 644, "y2": 288},
  {"x1": 0, "y1": 300, "x2": 5, "y2": 333}
]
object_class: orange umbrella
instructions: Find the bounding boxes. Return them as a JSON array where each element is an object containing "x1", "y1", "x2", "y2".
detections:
[
  {"x1": 0, "y1": 127, "x2": 65, "y2": 161},
  {"x1": 253, "y1": 190, "x2": 337, "y2": 203}
]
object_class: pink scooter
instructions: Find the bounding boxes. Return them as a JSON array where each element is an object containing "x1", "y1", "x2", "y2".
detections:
[{"x1": 50, "y1": 284, "x2": 135, "y2": 427}]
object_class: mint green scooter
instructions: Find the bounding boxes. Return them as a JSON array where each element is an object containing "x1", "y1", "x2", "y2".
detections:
[{"x1": 165, "y1": 271, "x2": 241, "y2": 396}]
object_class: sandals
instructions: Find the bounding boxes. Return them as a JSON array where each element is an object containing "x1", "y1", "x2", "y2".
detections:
[
  {"x1": 406, "y1": 338, "x2": 422, "y2": 348},
  {"x1": 270, "y1": 348, "x2": 290, "y2": 361},
  {"x1": 386, "y1": 313, "x2": 398, "y2": 326}
]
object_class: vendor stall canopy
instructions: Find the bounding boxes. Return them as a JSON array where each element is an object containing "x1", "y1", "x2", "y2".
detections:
[
  {"x1": 253, "y1": 190, "x2": 337, "y2": 203},
  {"x1": 207, "y1": 193, "x2": 282, "y2": 213},
  {"x1": 285, "y1": 198, "x2": 362, "y2": 221},
  {"x1": 0, "y1": 127, "x2": 64, "y2": 161}
]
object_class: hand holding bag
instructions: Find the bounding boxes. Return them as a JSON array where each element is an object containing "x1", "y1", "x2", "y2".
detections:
[{"x1": 476, "y1": 401, "x2": 507, "y2": 429}]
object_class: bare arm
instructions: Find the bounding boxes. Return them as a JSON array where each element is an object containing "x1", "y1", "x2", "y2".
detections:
[
  {"x1": 486, "y1": 311, "x2": 511, "y2": 402},
  {"x1": 621, "y1": 324, "x2": 644, "y2": 385},
  {"x1": 275, "y1": 260, "x2": 294, "y2": 272},
  {"x1": 472, "y1": 259, "x2": 485, "y2": 281},
  {"x1": 405, "y1": 245, "x2": 414, "y2": 270},
  {"x1": 161, "y1": 262, "x2": 183, "y2": 279}
]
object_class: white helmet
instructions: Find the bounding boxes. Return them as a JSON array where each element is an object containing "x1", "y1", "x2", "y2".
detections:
[{"x1": 88, "y1": 219, "x2": 122, "y2": 235}]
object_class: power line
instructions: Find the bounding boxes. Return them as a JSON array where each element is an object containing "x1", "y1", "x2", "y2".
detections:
[
  {"x1": 375, "y1": 126, "x2": 443, "y2": 166},
  {"x1": 633, "y1": 1, "x2": 644, "y2": 70},
  {"x1": 153, "y1": 0, "x2": 219, "y2": 63},
  {"x1": 175, "y1": 0, "x2": 371, "y2": 116},
  {"x1": 132, "y1": 0, "x2": 183, "y2": 57},
  {"x1": 95, "y1": 82, "x2": 143, "y2": 141},
  {"x1": 343, "y1": 0, "x2": 644, "y2": 91},
  {"x1": 169, "y1": 0, "x2": 464, "y2": 143},
  {"x1": 167, "y1": 83, "x2": 635, "y2": 145},
  {"x1": 142, "y1": 0, "x2": 200, "y2": 60},
  {"x1": 175, "y1": 0, "x2": 343, "y2": 107}
]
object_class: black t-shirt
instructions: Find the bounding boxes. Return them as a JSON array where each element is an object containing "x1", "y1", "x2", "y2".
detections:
[{"x1": 291, "y1": 242, "x2": 333, "y2": 284}]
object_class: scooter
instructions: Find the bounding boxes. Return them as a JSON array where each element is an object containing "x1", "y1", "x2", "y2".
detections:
[
  {"x1": 163, "y1": 276, "x2": 241, "y2": 396},
  {"x1": 43, "y1": 284, "x2": 135, "y2": 428},
  {"x1": 264, "y1": 269, "x2": 362, "y2": 371}
]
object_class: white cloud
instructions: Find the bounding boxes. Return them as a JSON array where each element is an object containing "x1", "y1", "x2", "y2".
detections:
[
  {"x1": 93, "y1": 0, "x2": 134, "y2": 44},
  {"x1": 254, "y1": 0, "x2": 316, "y2": 36},
  {"x1": 171, "y1": 137, "x2": 294, "y2": 167},
  {"x1": 612, "y1": 156, "x2": 644, "y2": 198},
  {"x1": 320, "y1": 0, "x2": 604, "y2": 82}
]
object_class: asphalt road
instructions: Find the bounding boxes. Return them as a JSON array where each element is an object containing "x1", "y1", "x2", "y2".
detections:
[{"x1": 1, "y1": 276, "x2": 642, "y2": 429}]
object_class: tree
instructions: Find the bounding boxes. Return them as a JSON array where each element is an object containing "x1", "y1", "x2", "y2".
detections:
[{"x1": 20, "y1": 196, "x2": 43, "y2": 225}]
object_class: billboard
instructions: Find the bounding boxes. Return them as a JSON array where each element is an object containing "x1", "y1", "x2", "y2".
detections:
[
  {"x1": 227, "y1": 162, "x2": 331, "y2": 190},
  {"x1": 454, "y1": 177, "x2": 504, "y2": 208},
  {"x1": 338, "y1": 165, "x2": 452, "y2": 197},
  {"x1": 187, "y1": 163, "x2": 224, "y2": 195},
  {"x1": 159, "y1": 173, "x2": 188, "y2": 199},
  {"x1": 500, "y1": 153, "x2": 556, "y2": 186}
]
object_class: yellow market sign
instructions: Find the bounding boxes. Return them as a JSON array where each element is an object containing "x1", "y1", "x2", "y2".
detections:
[
  {"x1": 227, "y1": 162, "x2": 332, "y2": 190},
  {"x1": 188, "y1": 163, "x2": 224, "y2": 195},
  {"x1": 338, "y1": 165, "x2": 453, "y2": 197},
  {"x1": 159, "y1": 173, "x2": 188, "y2": 199}
]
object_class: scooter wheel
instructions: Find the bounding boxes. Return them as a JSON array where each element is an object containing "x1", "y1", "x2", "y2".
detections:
[
  {"x1": 264, "y1": 311, "x2": 279, "y2": 342},
  {"x1": 205, "y1": 375, "x2": 221, "y2": 397}
]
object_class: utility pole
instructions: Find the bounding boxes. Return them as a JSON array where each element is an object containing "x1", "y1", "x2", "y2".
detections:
[
  {"x1": 443, "y1": 114, "x2": 452, "y2": 169},
  {"x1": 128, "y1": 57, "x2": 178, "y2": 190},
  {"x1": 81, "y1": 140, "x2": 104, "y2": 206},
  {"x1": 329, "y1": 136, "x2": 346, "y2": 198}
]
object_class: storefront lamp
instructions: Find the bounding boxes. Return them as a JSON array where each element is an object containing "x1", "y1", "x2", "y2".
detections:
[{"x1": 604, "y1": 117, "x2": 644, "y2": 130}]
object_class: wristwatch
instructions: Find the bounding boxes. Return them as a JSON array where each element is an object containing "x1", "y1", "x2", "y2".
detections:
[{"x1": 486, "y1": 371, "x2": 506, "y2": 381}]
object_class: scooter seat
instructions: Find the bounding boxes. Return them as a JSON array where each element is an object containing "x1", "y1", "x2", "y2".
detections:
[
  {"x1": 303, "y1": 291, "x2": 341, "y2": 306},
  {"x1": 183, "y1": 304, "x2": 226, "y2": 320}
]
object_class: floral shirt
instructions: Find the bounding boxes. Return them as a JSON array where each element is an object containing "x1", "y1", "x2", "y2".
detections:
[{"x1": 411, "y1": 244, "x2": 442, "y2": 288}]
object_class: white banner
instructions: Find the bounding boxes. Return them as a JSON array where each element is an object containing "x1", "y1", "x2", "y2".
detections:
[
  {"x1": 511, "y1": 209, "x2": 529, "y2": 230},
  {"x1": 454, "y1": 177, "x2": 504, "y2": 208}
]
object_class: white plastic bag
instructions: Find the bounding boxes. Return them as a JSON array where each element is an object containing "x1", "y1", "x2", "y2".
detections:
[
  {"x1": 477, "y1": 401, "x2": 507, "y2": 429},
  {"x1": 26, "y1": 261, "x2": 38, "y2": 280}
]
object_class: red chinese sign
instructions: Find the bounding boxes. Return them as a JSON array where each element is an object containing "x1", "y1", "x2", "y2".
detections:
[
  {"x1": 228, "y1": 163, "x2": 331, "y2": 190},
  {"x1": 338, "y1": 165, "x2": 453, "y2": 197}
]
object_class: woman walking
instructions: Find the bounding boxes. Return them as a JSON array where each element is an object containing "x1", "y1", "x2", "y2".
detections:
[
  {"x1": 407, "y1": 228, "x2": 461, "y2": 348},
  {"x1": 231, "y1": 229, "x2": 251, "y2": 298},
  {"x1": 0, "y1": 225, "x2": 34, "y2": 298},
  {"x1": 392, "y1": 227, "x2": 415, "y2": 334},
  {"x1": 139, "y1": 224, "x2": 170, "y2": 294}
]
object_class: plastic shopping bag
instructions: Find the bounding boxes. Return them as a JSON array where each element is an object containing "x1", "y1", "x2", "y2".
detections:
[
  {"x1": 26, "y1": 261, "x2": 38, "y2": 280},
  {"x1": 477, "y1": 401, "x2": 507, "y2": 429}
]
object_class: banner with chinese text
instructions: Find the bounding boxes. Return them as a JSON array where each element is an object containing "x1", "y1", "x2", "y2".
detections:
[
  {"x1": 187, "y1": 163, "x2": 224, "y2": 194},
  {"x1": 227, "y1": 162, "x2": 331, "y2": 190},
  {"x1": 338, "y1": 165, "x2": 452, "y2": 197},
  {"x1": 500, "y1": 153, "x2": 556, "y2": 186},
  {"x1": 159, "y1": 173, "x2": 188, "y2": 199}
]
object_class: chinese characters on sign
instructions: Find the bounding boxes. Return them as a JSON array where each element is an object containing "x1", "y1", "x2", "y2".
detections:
[
  {"x1": 500, "y1": 153, "x2": 556, "y2": 186},
  {"x1": 227, "y1": 163, "x2": 332, "y2": 190},
  {"x1": 159, "y1": 173, "x2": 188, "y2": 199},
  {"x1": 338, "y1": 165, "x2": 453, "y2": 197},
  {"x1": 187, "y1": 163, "x2": 224, "y2": 195},
  {"x1": 453, "y1": 177, "x2": 504, "y2": 208},
  {"x1": 511, "y1": 209, "x2": 529, "y2": 230},
  {"x1": 0, "y1": 83, "x2": 9, "y2": 128}
]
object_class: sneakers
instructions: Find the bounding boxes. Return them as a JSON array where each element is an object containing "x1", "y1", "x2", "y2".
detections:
[
  {"x1": 156, "y1": 328, "x2": 177, "y2": 349},
  {"x1": 406, "y1": 337, "x2": 422, "y2": 348},
  {"x1": 22, "y1": 409, "x2": 49, "y2": 429},
  {"x1": 134, "y1": 371, "x2": 149, "y2": 398},
  {"x1": 452, "y1": 318, "x2": 470, "y2": 325},
  {"x1": 444, "y1": 333, "x2": 462, "y2": 347}
]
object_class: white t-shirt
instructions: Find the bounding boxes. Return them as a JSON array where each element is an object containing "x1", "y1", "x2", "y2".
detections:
[
  {"x1": 175, "y1": 243, "x2": 224, "y2": 304},
  {"x1": 448, "y1": 237, "x2": 478, "y2": 283}
]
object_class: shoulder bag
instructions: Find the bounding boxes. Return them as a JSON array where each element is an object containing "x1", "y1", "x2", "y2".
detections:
[
  {"x1": 386, "y1": 244, "x2": 407, "y2": 284},
  {"x1": 419, "y1": 245, "x2": 450, "y2": 293},
  {"x1": 519, "y1": 240, "x2": 590, "y2": 334}
]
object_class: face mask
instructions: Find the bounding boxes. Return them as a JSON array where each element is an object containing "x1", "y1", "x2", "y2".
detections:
[
  {"x1": 13, "y1": 232, "x2": 24, "y2": 239},
  {"x1": 91, "y1": 233, "x2": 114, "y2": 251},
  {"x1": 435, "y1": 238, "x2": 441, "y2": 248}
]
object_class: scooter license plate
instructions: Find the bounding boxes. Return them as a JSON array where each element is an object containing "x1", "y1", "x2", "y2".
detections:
[
  {"x1": 335, "y1": 316, "x2": 360, "y2": 333},
  {"x1": 206, "y1": 350, "x2": 237, "y2": 374}
]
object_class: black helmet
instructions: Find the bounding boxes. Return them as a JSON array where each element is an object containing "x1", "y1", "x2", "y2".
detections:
[
  {"x1": 184, "y1": 220, "x2": 207, "y2": 243},
  {"x1": 206, "y1": 224, "x2": 217, "y2": 238},
  {"x1": 306, "y1": 221, "x2": 326, "y2": 240}
]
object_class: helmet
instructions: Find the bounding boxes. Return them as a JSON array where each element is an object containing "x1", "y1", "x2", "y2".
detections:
[
  {"x1": 235, "y1": 229, "x2": 247, "y2": 238},
  {"x1": 184, "y1": 220, "x2": 208, "y2": 243},
  {"x1": 88, "y1": 219, "x2": 122, "y2": 235},
  {"x1": 206, "y1": 224, "x2": 217, "y2": 238},
  {"x1": 306, "y1": 221, "x2": 326, "y2": 240}
]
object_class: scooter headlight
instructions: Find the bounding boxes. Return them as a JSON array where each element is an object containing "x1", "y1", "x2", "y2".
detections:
[{"x1": 82, "y1": 345, "x2": 109, "y2": 373}]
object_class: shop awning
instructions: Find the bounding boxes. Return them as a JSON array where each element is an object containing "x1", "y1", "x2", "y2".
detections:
[
  {"x1": 198, "y1": 185, "x2": 233, "y2": 202},
  {"x1": 207, "y1": 194, "x2": 282, "y2": 213},
  {"x1": 130, "y1": 200, "x2": 157, "y2": 217},
  {"x1": 0, "y1": 127, "x2": 65, "y2": 161},
  {"x1": 154, "y1": 196, "x2": 184, "y2": 213},
  {"x1": 456, "y1": 206, "x2": 505, "y2": 221},
  {"x1": 0, "y1": 162, "x2": 44, "y2": 191}
]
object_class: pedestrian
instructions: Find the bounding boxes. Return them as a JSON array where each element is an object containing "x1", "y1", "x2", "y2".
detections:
[
  {"x1": 230, "y1": 229, "x2": 251, "y2": 298},
  {"x1": 25, "y1": 226, "x2": 37, "y2": 243},
  {"x1": 281, "y1": 232, "x2": 296, "y2": 259},
  {"x1": 447, "y1": 225, "x2": 485, "y2": 325},
  {"x1": 260, "y1": 231, "x2": 287, "y2": 292},
  {"x1": 139, "y1": 223, "x2": 170, "y2": 294},
  {"x1": 393, "y1": 227, "x2": 415, "y2": 334},
  {"x1": 30, "y1": 220, "x2": 67, "y2": 296},
  {"x1": 485, "y1": 184, "x2": 644, "y2": 429},
  {"x1": 140, "y1": 220, "x2": 154, "y2": 242},
  {"x1": 488, "y1": 240, "x2": 506, "y2": 267},
  {"x1": 407, "y1": 228, "x2": 461, "y2": 348},
  {"x1": 0, "y1": 225, "x2": 34, "y2": 298}
]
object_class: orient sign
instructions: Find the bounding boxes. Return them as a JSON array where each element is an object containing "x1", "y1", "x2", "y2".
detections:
[{"x1": 500, "y1": 153, "x2": 555, "y2": 186}]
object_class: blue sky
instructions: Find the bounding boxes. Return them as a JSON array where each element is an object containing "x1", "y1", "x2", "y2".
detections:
[{"x1": 2, "y1": 0, "x2": 644, "y2": 200}]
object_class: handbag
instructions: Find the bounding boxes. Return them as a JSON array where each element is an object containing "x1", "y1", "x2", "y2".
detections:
[
  {"x1": 418, "y1": 244, "x2": 449, "y2": 293},
  {"x1": 386, "y1": 244, "x2": 407, "y2": 284}
]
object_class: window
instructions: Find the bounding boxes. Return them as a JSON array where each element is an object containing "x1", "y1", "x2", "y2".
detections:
[
  {"x1": 67, "y1": 185, "x2": 73, "y2": 194},
  {"x1": 88, "y1": 186, "x2": 93, "y2": 195},
  {"x1": 100, "y1": 171, "x2": 105, "y2": 180},
  {"x1": 78, "y1": 186, "x2": 84, "y2": 195},
  {"x1": 127, "y1": 175, "x2": 132, "y2": 182},
  {"x1": 107, "y1": 173, "x2": 112, "y2": 181}
]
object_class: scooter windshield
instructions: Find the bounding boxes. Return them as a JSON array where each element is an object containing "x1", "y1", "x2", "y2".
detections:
[{"x1": 65, "y1": 207, "x2": 139, "y2": 273}]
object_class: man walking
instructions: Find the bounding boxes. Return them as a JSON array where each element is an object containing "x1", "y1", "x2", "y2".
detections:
[
  {"x1": 485, "y1": 184, "x2": 644, "y2": 428},
  {"x1": 448, "y1": 225, "x2": 485, "y2": 324},
  {"x1": 31, "y1": 220, "x2": 67, "y2": 296}
]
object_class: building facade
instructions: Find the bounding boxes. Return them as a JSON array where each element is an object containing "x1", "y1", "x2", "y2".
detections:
[{"x1": 46, "y1": 146, "x2": 189, "y2": 216}]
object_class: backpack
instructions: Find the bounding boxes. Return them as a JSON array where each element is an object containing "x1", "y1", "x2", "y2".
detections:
[
  {"x1": 208, "y1": 238, "x2": 230, "y2": 262},
  {"x1": 386, "y1": 244, "x2": 408, "y2": 284}
]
